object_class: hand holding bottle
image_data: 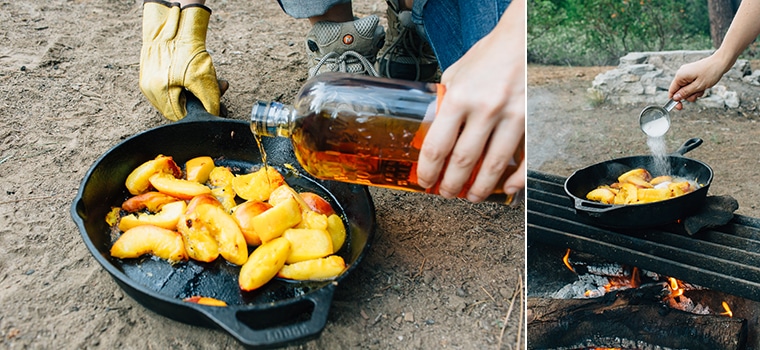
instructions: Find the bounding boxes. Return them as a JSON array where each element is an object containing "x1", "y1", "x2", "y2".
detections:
[{"x1": 416, "y1": 0, "x2": 525, "y2": 203}]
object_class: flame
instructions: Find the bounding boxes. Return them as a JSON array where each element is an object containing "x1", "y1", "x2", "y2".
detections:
[
  {"x1": 721, "y1": 301, "x2": 733, "y2": 317},
  {"x1": 630, "y1": 267, "x2": 640, "y2": 288},
  {"x1": 563, "y1": 248, "x2": 575, "y2": 273},
  {"x1": 666, "y1": 277, "x2": 684, "y2": 299}
]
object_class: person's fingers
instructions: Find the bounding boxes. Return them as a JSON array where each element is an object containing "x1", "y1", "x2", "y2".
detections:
[
  {"x1": 462, "y1": 116, "x2": 522, "y2": 202},
  {"x1": 503, "y1": 155, "x2": 525, "y2": 196},
  {"x1": 685, "y1": 91, "x2": 704, "y2": 102},
  {"x1": 435, "y1": 114, "x2": 498, "y2": 199},
  {"x1": 416, "y1": 107, "x2": 463, "y2": 189}
]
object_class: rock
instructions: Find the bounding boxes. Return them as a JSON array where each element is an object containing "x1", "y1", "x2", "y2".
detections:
[
  {"x1": 619, "y1": 52, "x2": 648, "y2": 66},
  {"x1": 626, "y1": 64, "x2": 656, "y2": 75},
  {"x1": 696, "y1": 94, "x2": 725, "y2": 109},
  {"x1": 743, "y1": 71, "x2": 760, "y2": 85},
  {"x1": 725, "y1": 59, "x2": 751, "y2": 79},
  {"x1": 591, "y1": 51, "x2": 748, "y2": 110},
  {"x1": 725, "y1": 91, "x2": 740, "y2": 108}
]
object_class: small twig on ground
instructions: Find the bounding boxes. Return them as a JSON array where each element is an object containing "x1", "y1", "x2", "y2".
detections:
[
  {"x1": 498, "y1": 270, "x2": 523, "y2": 350},
  {"x1": 481, "y1": 285, "x2": 497, "y2": 303},
  {"x1": 412, "y1": 257, "x2": 426, "y2": 279},
  {"x1": 464, "y1": 300, "x2": 487, "y2": 314},
  {"x1": 515, "y1": 273, "x2": 524, "y2": 350}
]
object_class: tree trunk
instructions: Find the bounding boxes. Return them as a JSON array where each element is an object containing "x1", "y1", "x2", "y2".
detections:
[{"x1": 708, "y1": 0, "x2": 738, "y2": 49}]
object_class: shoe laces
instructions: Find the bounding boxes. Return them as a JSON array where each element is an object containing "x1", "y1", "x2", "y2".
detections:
[
  {"x1": 380, "y1": 11, "x2": 435, "y2": 81},
  {"x1": 311, "y1": 50, "x2": 380, "y2": 78}
]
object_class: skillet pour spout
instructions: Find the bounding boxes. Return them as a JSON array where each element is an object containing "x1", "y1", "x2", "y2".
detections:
[
  {"x1": 70, "y1": 95, "x2": 376, "y2": 349},
  {"x1": 563, "y1": 138, "x2": 714, "y2": 229}
]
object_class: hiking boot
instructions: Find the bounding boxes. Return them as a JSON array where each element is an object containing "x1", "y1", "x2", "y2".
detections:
[
  {"x1": 378, "y1": 0, "x2": 439, "y2": 81},
  {"x1": 305, "y1": 15, "x2": 385, "y2": 78}
]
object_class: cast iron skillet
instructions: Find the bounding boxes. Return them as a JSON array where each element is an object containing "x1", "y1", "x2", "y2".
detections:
[
  {"x1": 70, "y1": 98, "x2": 375, "y2": 349},
  {"x1": 564, "y1": 138, "x2": 713, "y2": 229}
]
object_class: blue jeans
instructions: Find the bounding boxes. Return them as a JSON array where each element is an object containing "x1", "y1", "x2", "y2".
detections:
[{"x1": 276, "y1": 0, "x2": 510, "y2": 71}]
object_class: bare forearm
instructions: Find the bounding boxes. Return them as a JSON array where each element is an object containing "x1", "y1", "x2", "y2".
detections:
[{"x1": 714, "y1": 0, "x2": 760, "y2": 72}]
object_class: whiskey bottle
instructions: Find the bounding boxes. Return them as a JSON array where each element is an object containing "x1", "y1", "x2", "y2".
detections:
[{"x1": 250, "y1": 72, "x2": 523, "y2": 205}]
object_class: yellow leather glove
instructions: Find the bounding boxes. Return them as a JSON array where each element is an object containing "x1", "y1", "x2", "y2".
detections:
[{"x1": 139, "y1": 1, "x2": 221, "y2": 121}]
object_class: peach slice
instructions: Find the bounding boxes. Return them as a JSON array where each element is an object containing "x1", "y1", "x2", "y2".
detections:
[
  {"x1": 586, "y1": 186, "x2": 617, "y2": 204},
  {"x1": 295, "y1": 210, "x2": 328, "y2": 230},
  {"x1": 617, "y1": 168, "x2": 653, "y2": 189},
  {"x1": 282, "y1": 228, "x2": 333, "y2": 264},
  {"x1": 326, "y1": 214, "x2": 346, "y2": 253},
  {"x1": 231, "y1": 166, "x2": 286, "y2": 202},
  {"x1": 668, "y1": 181, "x2": 693, "y2": 197},
  {"x1": 118, "y1": 200, "x2": 187, "y2": 232},
  {"x1": 105, "y1": 207, "x2": 121, "y2": 227},
  {"x1": 177, "y1": 213, "x2": 220, "y2": 263},
  {"x1": 185, "y1": 193, "x2": 223, "y2": 215},
  {"x1": 194, "y1": 203, "x2": 248, "y2": 266},
  {"x1": 121, "y1": 191, "x2": 181, "y2": 212},
  {"x1": 613, "y1": 183, "x2": 639, "y2": 205},
  {"x1": 251, "y1": 196, "x2": 302, "y2": 243},
  {"x1": 637, "y1": 187, "x2": 671, "y2": 203},
  {"x1": 125, "y1": 155, "x2": 182, "y2": 195},
  {"x1": 269, "y1": 184, "x2": 312, "y2": 213},
  {"x1": 110, "y1": 225, "x2": 188, "y2": 262},
  {"x1": 208, "y1": 166, "x2": 235, "y2": 188},
  {"x1": 277, "y1": 255, "x2": 346, "y2": 281},
  {"x1": 211, "y1": 185, "x2": 237, "y2": 213},
  {"x1": 149, "y1": 173, "x2": 212, "y2": 200},
  {"x1": 185, "y1": 156, "x2": 215, "y2": 183},
  {"x1": 183, "y1": 296, "x2": 227, "y2": 307},
  {"x1": 650, "y1": 175, "x2": 673, "y2": 186},
  {"x1": 299, "y1": 192, "x2": 335, "y2": 216},
  {"x1": 239, "y1": 237, "x2": 291, "y2": 291},
  {"x1": 231, "y1": 200, "x2": 273, "y2": 246}
]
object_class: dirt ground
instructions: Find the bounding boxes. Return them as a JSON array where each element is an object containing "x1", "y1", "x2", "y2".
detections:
[{"x1": 0, "y1": 1, "x2": 525, "y2": 349}]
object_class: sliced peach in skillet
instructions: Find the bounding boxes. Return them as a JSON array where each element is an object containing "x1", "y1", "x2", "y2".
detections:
[
  {"x1": 239, "y1": 237, "x2": 291, "y2": 291},
  {"x1": 125, "y1": 155, "x2": 182, "y2": 195},
  {"x1": 110, "y1": 225, "x2": 187, "y2": 262},
  {"x1": 118, "y1": 200, "x2": 187, "y2": 232},
  {"x1": 277, "y1": 255, "x2": 346, "y2": 281}
]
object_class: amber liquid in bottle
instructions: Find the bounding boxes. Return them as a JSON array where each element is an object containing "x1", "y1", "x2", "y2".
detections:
[
  {"x1": 290, "y1": 110, "x2": 523, "y2": 204},
  {"x1": 251, "y1": 73, "x2": 523, "y2": 205}
]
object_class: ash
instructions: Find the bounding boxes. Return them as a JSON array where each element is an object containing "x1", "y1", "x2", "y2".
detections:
[{"x1": 551, "y1": 273, "x2": 614, "y2": 299}]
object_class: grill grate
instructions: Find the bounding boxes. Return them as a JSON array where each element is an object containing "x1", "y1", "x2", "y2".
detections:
[{"x1": 528, "y1": 170, "x2": 760, "y2": 302}]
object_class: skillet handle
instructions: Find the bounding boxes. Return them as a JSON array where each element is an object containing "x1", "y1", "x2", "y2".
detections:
[
  {"x1": 198, "y1": 283, "x2": 336, "y2": 348},
  {"x1": 672, "y1": 137, "x2": 703, "y2": 156},
  {"x1": 180, "y1": 93, "x2": 225, "y2": 122},
  {"x1": 573, "y1": 198, "x2": 618, "y2": 214}
]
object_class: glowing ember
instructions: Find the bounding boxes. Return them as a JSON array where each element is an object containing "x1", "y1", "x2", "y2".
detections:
[{"x1": 721, "y1": 301, "x2": 733, "y2": 317}]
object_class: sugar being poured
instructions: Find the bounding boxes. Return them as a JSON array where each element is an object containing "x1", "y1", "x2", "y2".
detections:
[{"x1": 647, "y1": 136, "x2": 669, "y2": 176}]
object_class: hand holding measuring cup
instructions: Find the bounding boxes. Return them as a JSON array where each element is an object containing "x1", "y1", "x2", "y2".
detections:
[{"x1": 639, "y1": 99, "x2": 679, "y2": 137}]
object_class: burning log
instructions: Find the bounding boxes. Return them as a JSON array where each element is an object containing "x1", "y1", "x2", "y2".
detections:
[{"x1": 527, "y1": 284, "x2": 747, "y2": 350}]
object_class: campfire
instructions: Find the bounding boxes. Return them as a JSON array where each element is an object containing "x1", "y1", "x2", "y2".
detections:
[{"x1": 527, "y1": 170, "x2": 753, "y2": 350}]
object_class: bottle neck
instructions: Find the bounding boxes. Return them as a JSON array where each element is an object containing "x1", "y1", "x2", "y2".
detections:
[{"x1": 250, "y1": 101, "x2": 296, "y2": 138}]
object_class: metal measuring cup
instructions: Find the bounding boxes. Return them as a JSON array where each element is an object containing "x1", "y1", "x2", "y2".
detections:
[{"x1": 639, "y1": 99, "x2": 679, "y2": 137}]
